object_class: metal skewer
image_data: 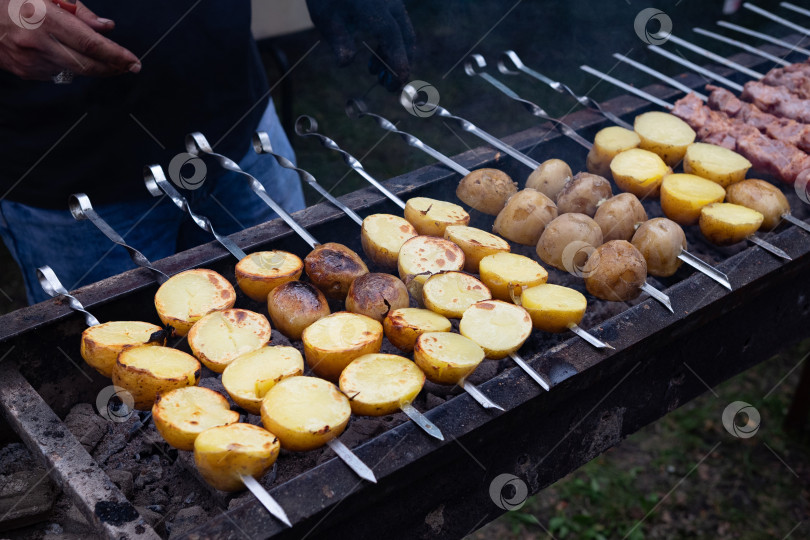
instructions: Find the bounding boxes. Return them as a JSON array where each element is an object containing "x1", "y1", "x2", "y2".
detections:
[
  {"x1": 459, "y1": 378, "x2": 504, "y2": 410},
  {"x1": 497, "y1": 50, "x2": 633, "y2": 130},
  {"x1": 463, "y1": 54, "x2": 593, "y2": 151},
  {"x1": 640, "y1": 283, "x2": 674, "y2": 313},
  {"x1": 400, "y1": 402, "x2": 444, "y2": 440},
  {"x1": 69, "y1": 193, "x2": 170, "y2": 285},
  {"x1": 662, "y1": 34, "x2": 764, "y2": 79},
  {"x1": 744, "y1": 2, "x2": 810, "y2": 36},
  {"x1": 508, "y1": 353, "x2": 551, "y2": 390},
  {"x1": 717, "y1": 21, "x2": 810, "y2": 57},
  {"x1": 37, "y1": 265, "x2": 100, "y2": 326},
  {"x1": 326, "y1": 439, "x2": 377, "y2": 483},
  {"x1": 692, "y1": 27, "x2": 790, "y2": 67},
  {"x1": 239, "y1": 475, "x2": 292, "y2": 527},
  {"x1": 677, "y1": 250, "x2": 732, "y2": 290},
  {"x1": 781, "y1": 2, "x2": 810, "y2": 19},
  {"x1": 748, "y1": 235, "x2": 792, "y2": 260},
  {"x1": 648, "y1": 45, "x2": 744, "y2": 92},
  {"x1": 612, "y1": 53, "x2": 709, "y2": 101},
  {"x1": 782, "y1": 213, "x2": 810, "y2": 233},
  {"x1": 580, "y1": 65, "x2": 675, "y2": 109},
  {"x1": 567, "y1": 324, "x2": 615, "y2": 350}
]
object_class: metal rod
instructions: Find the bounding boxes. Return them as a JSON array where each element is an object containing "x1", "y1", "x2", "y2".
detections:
[
  {"x1": 648, "y1": 45, "x2": 745, "y2": 92},
  {"x1": 749, "y1": 235, "x2": 792, "y2": 260},
  {"x1": 464, "y1": 55, "x2": 593, "y2": 151},
  {"x1": 345, "y1": 98, "x2": 472, "y2": 177},
  {"x1": 677, "y1": 250, "x2": 733, "y2": 290},
  {"x1": 294, "y1": 116, "x2": 407, "y2": 210},
  {"x1": 400, "y1": 402, "x2": 444, "y2": 441},
  {"x1": 251, "y1": 132, "x2": 364, "y2": 227},
  {"x1": 143, "y1": 164, "x2": 248, "y2": 260},
  {"x1": 781, "y1": 2, "x2": 810, "y2": 19},
  {"x1": 459, "y1": 379, "x2": 504, "y2": 411},
  {"x1": 665, "y1": 34, "x2": 764, "y2": 79},
  {"x1": 36, "y1": 265, "x2": 100, "y2": 326},
  {"x1": 326, "y1": 439, "x2": 378, "y2": 483},
  {"x1": 612, "y1": 53, "x2": 709, "y2": 101},
  {"x1": 717, "y1": 21, "x2": 810, "y2": 56},
  {"x1": 693, "y1": 27, "x2": 790, "y2": 67},
  {"x1": 240, "y1": 474, "x2": 292, "y2": 527},
  {"x1": 568, "y1": 324, "x2": 615, "y2": 350},
  {"x1": 508, "y1": 352, "x2": 551, "y2": 391},
  {"x1": 640, "y1": 282, "x2": 675, "y2": 313},
  {"x1": 580, "y1": 65, "x2": 675, "y2": 110},
  {"x1": 783, "y1": 213, "x2": 810, "y2": 234},
  {"x1": 185, "y1": 132, "x2": 320, "y2": 249},
  {"x1": 69, "y1": 193, "x2": 170, "y2": 285},
  {"x1": 498, "y1": 50, "x2": 634, "y2": 130},
  {"x1": 744, "y1": 2, "x2": 810, "y2": 36}
]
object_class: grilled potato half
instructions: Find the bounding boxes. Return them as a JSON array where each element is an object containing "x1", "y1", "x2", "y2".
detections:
[
  {"x1": 260, "y1": 376, "x2": 351, "y2": 451},
  {"x1": 459, "y1": 300, "x2": 532, "y2": 359},
  {"x1": 520, "y1": 284, "x2": 587, "y2": 333},
  {"x1": 80, "y1": 321, "x2": 165, "y2": 378},
  {"x1": 188, "y1": 309, "x2": 271, "y2": 373},
  {"x1": 222, "y1": 346, "x2": 304, "y2": 414},
  {"x1": 422, "y1": 271, "x2": 491, "y2": 319},
  {"x1": 154, "y1": 269, "x2": 236, "y2": 336},
  {"x1": 634, "y1": 111, "x2": 696, "y2": 166},
  {"x1": 339, "y1": 353, "x2": 426, "y2": 416},
  {"x1": 660, "y1": 173, "x2": 727, "y2": 226},
  {"x1": 478, "y1": 253, "x2": 548, "y2": 302},
  {"x1": 725, "y1": 179, "x2": 789, "y2": 231},
  {"x1": 404, "y1": 197, "x2": 470, "y2": 237},
  {"x1": 152, "y1": 386, "x2": 239, "y2": 451},
  {"x1": 699, "y1": 203, "x2": 764, "y2": 246},
  {"x1": 361, "y1": 214, "x2": 418, "y2": 269},
  {"x1": 194, "y1": 423, "x2": 280, "y2": 492},
  {"x1": 414, "y1": 332, "x2": 485, "y2": 384},
  {"x1": 112, "y1": 345, "x2": 201, "y2": 410},
  {"x1": 302, "y1": 312, "x2": 383, "y2": 381},
  {"x1": 383, "y1": 308, "x2": 452, "y2": 353},
  {"x1": 267, "y1": 281, "x2": 330, "y2": 340},
  {"x1": 443, "y1": 225, "x2": 510, "y2": 273},
  {"x1": 587, "y1": 126, "x2": 641, "y2": 177},
  {"x1": 683, "y1": 142, "x2": 751, "y2": 187},
  {"x1": 234, "y1": 250, "x2": 303, "y2": 302},
  {"x1": 610, "y1": 148, "x2": 671, "y2": 199},
  {"x1": 398, "y1": 235, "x2": 465, "y2": 302},
  {"x1": 304, "y1": 242, "x2": 369, "y2": 300},
  {"x1": 456, "y1": 168, "x2": 518, "y2": 215},
  {"x1": 345, "y1": 273, "x2": 410, "y2": 322}
]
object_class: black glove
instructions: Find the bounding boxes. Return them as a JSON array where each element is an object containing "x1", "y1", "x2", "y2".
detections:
[{"x1": 306, "y1": 0, "x2": 415, "y2": 91}]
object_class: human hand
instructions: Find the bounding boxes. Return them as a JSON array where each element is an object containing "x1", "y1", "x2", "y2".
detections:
[{"x1": 0, "y1": 0, "x2": 140, "y2": 81}]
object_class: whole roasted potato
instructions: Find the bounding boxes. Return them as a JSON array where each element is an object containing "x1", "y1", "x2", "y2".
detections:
[
  {"x1": 304, "y1": 242, "x2": 369, "y2": 300},
  {"x1": 593, "y1": 193, "x2": 648, "y2": 242},
  {"x1": 456, "y1": 168, "x2": 518, "y2": 215},
  {"x1": 631, "y1": 218, "x2": 687, "y2": 277},
  {"x1": 345, "y1": 273, "x2": 410, "y2": 322},
  {"x1": 526, "y1": 158, "x2": 572, "y2": 200},
  {"x1": 267, "y1": 281, "x2": 330, "y2": 340},
  {"x1": 493, "y1": 188, "x2": 558, "y2": 246},
  {"x1": 725, "y1": 179, "x2": 789, "y2": 231},
  {"x1": 536, "y1": 213, "x2": 603, "y2": 272},
  {"x1": 555, "y1": 172, "x2": 613, "y2": 216},
  {"x1": 583, "y1": 240, "x2": 647, "y2": 302}
]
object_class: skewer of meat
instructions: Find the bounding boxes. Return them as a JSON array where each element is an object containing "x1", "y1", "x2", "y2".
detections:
[
  {"x1": 741, "y1": 80, "x2": 810, "y2": 124},
  {"x1": 762, "y1": 61, "x2": 810, "y2": 99}
]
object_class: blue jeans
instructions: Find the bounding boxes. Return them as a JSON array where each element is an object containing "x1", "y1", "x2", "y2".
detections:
[{"x1": 0, "y1": 101, "x2": 305, "y2": 305}]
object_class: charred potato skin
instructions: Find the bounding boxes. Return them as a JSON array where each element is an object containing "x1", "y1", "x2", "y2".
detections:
[
  {"x1": 526, "y1": 159, "x2": 572, "y2": 200},
  {"x1": 593, "y1": 193, "x2": 649, "y2": 242},
  {"x1": 493, "y1": 188, "x2": 558, "y2": 246},
  {"x1": 631, "y1": 218, "x2": 687, "y2": 277},
  {"x1": 725, "y1": 179, "x2": 789, "y2": 231},
  {"x1": 345, "y1": 273, "x2": 410, "y2": 322},
  {"x1": 555, "y1": 173, "x2": 613, "y2": 217},
  {"x1": 583, "y1": 240, "x2": 647, "y2": 302},
  {"x1": 456, "y1": 168, "x2": 518, "y2": 215},
  {"x1": 267, "y1": 281, "x2": 330, "y2": 340},
  {"x1": 304, "y1": 242, "x2": 369, "y2": 300},
  {"x1": 535, "y1": 213, "x2": 603, "y2": 272}
]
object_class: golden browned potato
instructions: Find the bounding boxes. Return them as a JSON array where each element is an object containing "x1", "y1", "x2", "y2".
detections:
[
  {"x1": 339, "y1": 353, "x2": 425, "y2": 416},
  {"x1": 459, "y1": 300, "x2": 532, "y2": 359},
  {"x1": 154, "y1": 269, "x2": 236, "y2": 336},
  {"x1": 80, "y1": 321, "x2": 165, "y2": 378},
  {"x1": 414, "y1": 332, "x2": 485, "y2": 384},
  {"x1": 345, "y1": 273, "x2": 410, "y2": 322},
  {"x1": 404, "y1": 197, "x2": 470, "y2": 237},
  {"x1": 660, "y1": 173, "x2": 727, "y2": 226},
  {"x1": 188, "y1": 309, "x2": 271, "y2": 373},
  {"x1": 536, "y1": 213, "x2": 603, "y2": 272},
  {"x1": 397, "y1": 235, "x2": 465, "y2": 301},
  {"x1": 478, "y1": 252, "x2": 548, "y2": 302},
  {"x1": 383, "y1": 308, "x2": 452, "y2": 353},
  {"x1": 302, "y1": 312, "x2": 383, "y2": 381},
  {"x1": 493, "y1": 188, "x2": 558, "y2": 245},
  {"x1": 443, "y1": 225, "x2": 510, "y2": 273},
  {"x1": 194, "y1": 423, "x2": 280, "y2": 492},
  {"x1": 221, "y1": 346, "x2": 304, "y2": 414},
  {"x1": 422, "y1": 271, "x2": 492, "y2": 319},
  {"x1": 593, "y1": 193, "x2": 648, "y2": 242},
  {"x1": 526, "y1": 158, "x2": 572, "y2": 200},
  {"x1": 152, "y1": 386, "x2": 239, "y2": 451},
  {"x1": 725, "y1": 179, "x2": 789, "y2": 231},
  {"x1": 631, "y1": 218, "x2": 687, "y2": 277},
  {"x1": 235, "y1": 251, "x2": 303, "y2": 302},
  {"x1": 260, "y1": 376, "x2": 351, "y2": 451},
  {"x1": 583, "y1": 240, "x2": 647, "y2": 302},
  {"x1": 634, "y1": 111, "x2": 696, "y2": 166},
  {"x1": 361, "y1": 214, "x2": 418, "y2": 270},
  {"x1": 304, "y1": 242, "x2": 369, "y2": 300},
  {"x1": 587, "y1": 126, "x2": 641, "y2": 177},
  {"x1": 555, "y1": 172, "x2": 613, "y2": 216},
  {"x1": 521, "y1": 284, "x2": 587, "y2": 333},
  {"x1": 610, "y1": 148, "x2": 671, "y2": 198},
  {"x1": 267, "y1": 281, "x2": 330, "y2": 340},
  {"x1": 112, "y1": 346, "x2": 201, "y2": 410},
  {"x1": 683, "y1": 142, "x2": 752, "y2": 187},
  {"x1": 699, "y1": 203, "x2": 764, "y2": 246},
  {"x1": 456, "y1": 168, "x2": 518, "y2": 215}
]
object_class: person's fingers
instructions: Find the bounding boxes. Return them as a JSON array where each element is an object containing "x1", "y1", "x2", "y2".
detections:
[
  {"x1": 74, "y1": 2, "x2": 115, "y2": 33},
  {"x1": 365, "y1": 10, "x2": 409, "y2": 84},
  {"x1": 318, "y1": 13, "x2": 357, "y2": 66},
  {"x1": 47, "y1": 9, "x2": 140, "y2": 72},
  {"x1": 388, "y1": 1, "x2": 415, "y2": 63},
  {"x1": 41, "y1": 34, "x2": 127, "y2": 77}
]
